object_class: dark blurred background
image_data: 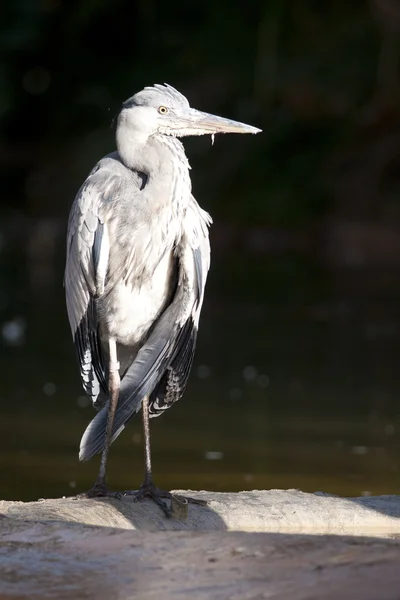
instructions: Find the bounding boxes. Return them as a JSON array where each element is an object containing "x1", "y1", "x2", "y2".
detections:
[{"x1": 1, "y1": 0, "x2": 400, "y2": 501}]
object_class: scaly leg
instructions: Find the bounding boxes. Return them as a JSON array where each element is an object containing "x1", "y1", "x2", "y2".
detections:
[
  {"x1": 124, "y1": 395, "x2": 207, "y2": 516},
  {"x1": 84, "y1": 338, "x2": 121, "y2": 499}
]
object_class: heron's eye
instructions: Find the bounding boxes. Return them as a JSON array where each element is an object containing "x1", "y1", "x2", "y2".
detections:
[{"x1": 158, "y1": 106, "x2": 169, "y2": 115}]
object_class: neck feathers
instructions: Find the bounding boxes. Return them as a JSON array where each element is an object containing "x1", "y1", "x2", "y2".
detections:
[{"x1": 116, "y1": 128, "x2": 192, "y2": 217}]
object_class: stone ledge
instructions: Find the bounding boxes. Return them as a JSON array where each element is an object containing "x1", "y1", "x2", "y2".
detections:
[
  {"x1": 2, "y1": 491, "x2": 400, "y2": 599},
  {"x1": 1, "y1": 489, "x2": 400, "y2": 536}
]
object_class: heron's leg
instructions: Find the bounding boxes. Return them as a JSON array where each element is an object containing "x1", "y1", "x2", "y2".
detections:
[
  {"x1": 138, "y1": 395, "x2": 172, "y2": 516},
  {"x1": 84, "y1": 339, "x2": 121, "y2": 499},
  {"x1": 142, "y1": 394, "x2": 154, "y2": 485},
  {"x1": 123, "y1": 395, "x2": 170, "y2": 516},
  {"x1": 124, "y1": 395, "x2": 206, "y2": 517}
]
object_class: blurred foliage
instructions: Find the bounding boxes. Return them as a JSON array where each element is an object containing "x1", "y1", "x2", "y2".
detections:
[{"x1": 0, "y1": 0, "x2": 400, "y2": 226}]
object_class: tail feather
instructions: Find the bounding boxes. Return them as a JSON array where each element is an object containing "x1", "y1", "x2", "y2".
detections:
[{"x1": 79, "y1": 312, "x2": 181, "y2": 461}]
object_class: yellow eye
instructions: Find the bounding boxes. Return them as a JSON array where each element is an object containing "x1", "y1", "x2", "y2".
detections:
[{"x1": 158, "y1": 106, "x2": 168, "y2": 115}]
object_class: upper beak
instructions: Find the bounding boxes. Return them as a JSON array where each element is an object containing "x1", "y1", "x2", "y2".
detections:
[{"x1": 186, "y1": 109, "x2": 262, "y2": 135}]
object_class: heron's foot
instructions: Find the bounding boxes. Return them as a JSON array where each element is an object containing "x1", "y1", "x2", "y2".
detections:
[
  {"x1": 123, "y1": 483, "x2": 207, "y2": 517},
  {"x1": 77, "y1": 482, "x2": 123, "y2": 500},
  {"x1": 123, "y1": 482, "x2": 172, "y2": 517}
]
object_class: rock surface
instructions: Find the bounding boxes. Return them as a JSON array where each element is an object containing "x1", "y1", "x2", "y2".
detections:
[
  {"x1": 1, "y1": 490, "x2": 400, "y2": 599},
  {"x1": 1, "y1": 489, "x2": 400, "y2": 536}
]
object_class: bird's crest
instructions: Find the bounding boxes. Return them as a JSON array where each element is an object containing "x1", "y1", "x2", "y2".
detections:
[{"x1": 143, "y1": 83, "x2": 190, "y2": 108}]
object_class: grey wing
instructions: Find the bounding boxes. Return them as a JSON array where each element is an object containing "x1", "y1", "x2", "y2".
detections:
[
  {"x1": 79, "y1": 197, "x2": 212, "y2": 460},
  {"x1": 64, "y1": 168, "x2": 117, "y2": 407},
  {"x1": 149, "y1": 201, "x2": 212, "y2": 417}
]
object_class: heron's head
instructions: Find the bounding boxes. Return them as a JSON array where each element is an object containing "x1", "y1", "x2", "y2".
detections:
[{"x1": 119, "y1": 84, "x2": 261, "y2": 140}]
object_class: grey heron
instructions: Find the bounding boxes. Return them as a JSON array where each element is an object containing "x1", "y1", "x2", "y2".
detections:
[{"x1": 65, "y1": 83, "x2": 261, "y2": 516}]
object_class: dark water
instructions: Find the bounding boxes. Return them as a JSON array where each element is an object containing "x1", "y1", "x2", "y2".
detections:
[{"x1": 1, "y1": 244, "x2": 400, "y2": 501}]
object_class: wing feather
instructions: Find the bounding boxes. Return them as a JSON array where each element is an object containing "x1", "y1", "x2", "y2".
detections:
[
  {"x1": 149, "y1": 201, "x2": 211, "y2": 416},
  {"x1": 65, "y1": 166, "x2": 120, "y2": 406},
  {"x1": 79, "y1": 197, "x2": 212, "y2": 460}
]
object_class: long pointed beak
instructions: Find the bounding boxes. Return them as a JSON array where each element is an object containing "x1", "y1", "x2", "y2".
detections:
[{"x1": 189, "y1": 109, "x2": 262, "y2": 135}]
